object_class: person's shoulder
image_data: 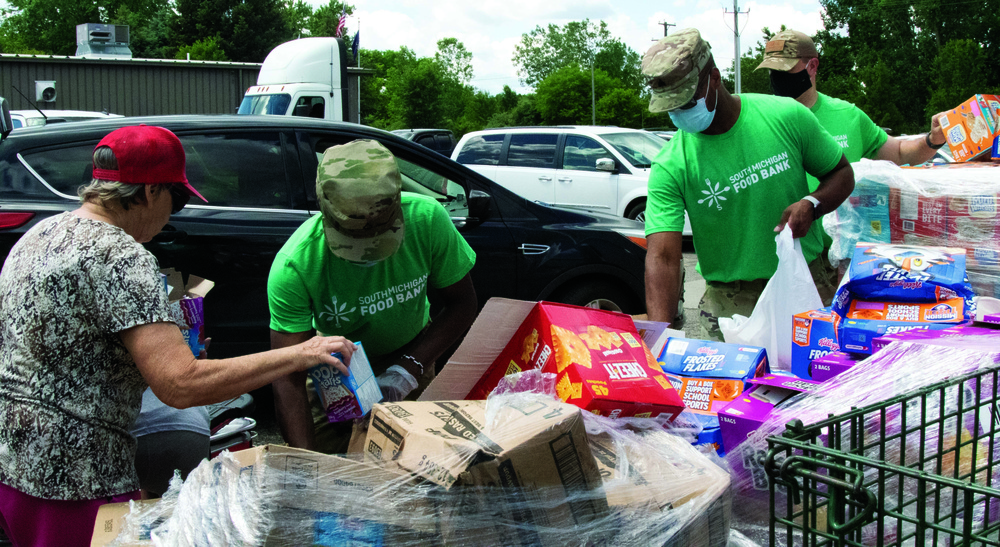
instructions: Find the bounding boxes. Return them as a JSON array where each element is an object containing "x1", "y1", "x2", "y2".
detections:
[
  {"x1": 278, "y1": 214, "x2": 324, "y2": 257},
  {"x1": 817, "y1": 92, "x2": 862, "y2": 113}
]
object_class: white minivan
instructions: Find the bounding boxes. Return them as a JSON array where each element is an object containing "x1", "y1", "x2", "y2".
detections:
[{"x1": 452, "y1": 126, "x2": 691, "y2": 234}]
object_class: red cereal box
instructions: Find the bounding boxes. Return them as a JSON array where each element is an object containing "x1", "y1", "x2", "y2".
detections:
[{"x1": 467, "y1": 302, "x2": 684, "y2": 420}]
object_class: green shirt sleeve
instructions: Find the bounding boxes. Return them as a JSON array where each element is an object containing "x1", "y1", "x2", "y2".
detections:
[
  {"x1": 267, "y1": 252, "x2": 315, "y2": 333},
  {"x1": 645, "y1": 145, "x2": 686, "y2": 236},
  {"x1": 427, "y1": 199, "x2": 477, "y2": 289},
  {"x1": 794, "y1": 102, "x2": 845, "y2": 179},
  {"x1": 858, "y1": 109, "x2": 889, "y2": 160}
]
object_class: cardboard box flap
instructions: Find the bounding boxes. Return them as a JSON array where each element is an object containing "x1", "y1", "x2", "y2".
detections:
[
  {"x1": 160, "y1": 267, "x2": 214, "y2": 300},
  {"x1": 421, "y1": 298, "x2": 537, "y2": 401}
]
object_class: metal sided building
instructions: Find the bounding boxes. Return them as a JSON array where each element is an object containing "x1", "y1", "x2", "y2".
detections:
[{"x1": 0, "y1": 54, "x2": 370, "y2": 123}]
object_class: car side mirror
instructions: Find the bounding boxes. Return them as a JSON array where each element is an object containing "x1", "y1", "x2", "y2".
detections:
[
  {"x1": 0, "y1": 98, "x2": 12, "y2": 141},
  {"x1": 596, "y1": 158, "x2": 616, "y2": 173}
]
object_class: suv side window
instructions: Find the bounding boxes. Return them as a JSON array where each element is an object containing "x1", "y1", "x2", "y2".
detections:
[
  {"x1": 455, "y1": 134, "x2": 503, "y2": 165},
  {"x1": 299, "y1": 131, "x2": 469, "y2": 218},
  {"x1": 507, "y1": 134, "x2": 557, "y2": 168},
  {"x1": 20, "y1": 131, "x2": 293, "y2": 209},
  {"x1": 562, "y1": 135, "x2": 614, "y2": 171}
]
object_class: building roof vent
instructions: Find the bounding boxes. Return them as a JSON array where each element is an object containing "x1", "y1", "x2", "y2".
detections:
[{"x1": 75, "y1": 23, "x2": 131, "y2": 58}]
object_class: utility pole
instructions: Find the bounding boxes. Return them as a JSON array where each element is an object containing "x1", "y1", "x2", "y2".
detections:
[
  {"x1": 725, "y1": 0, "x2": 750, "y2": 93},
  {"x1": 657, "y1": 21, "x2": 675, "y2": 37}
]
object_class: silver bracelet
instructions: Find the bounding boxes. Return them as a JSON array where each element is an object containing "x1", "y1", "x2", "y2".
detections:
[{"x1": 402, "y1": 354, "x2": 425, "y2": 375}]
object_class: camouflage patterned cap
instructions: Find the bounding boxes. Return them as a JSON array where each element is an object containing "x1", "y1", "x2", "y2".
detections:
[
  {"x1": 755, "y1": 29, "x2": 818, "y2": 72},
  {"x1": 316, "y1": 139, "x2": 405, "y2": 263},
  {"x1": 641, "y1": 28, "x2": 713, "y2": 113}
]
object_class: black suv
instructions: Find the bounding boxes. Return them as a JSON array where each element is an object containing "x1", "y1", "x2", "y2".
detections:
[
  {"x1": 0, "y1": 114, "x2": 651, "y2": 359},
  {"x1": 391, "y1": 128, "x2": 457, "y2": 157}
]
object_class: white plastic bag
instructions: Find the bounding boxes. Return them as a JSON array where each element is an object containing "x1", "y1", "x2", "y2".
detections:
[{"x1": 718, "y1": 226, "x2": 823, "y2": 371}]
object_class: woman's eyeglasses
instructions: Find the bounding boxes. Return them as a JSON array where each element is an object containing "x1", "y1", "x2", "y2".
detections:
[{"x1": 169, "y1": 185, "x2": 190, "y2": 214}]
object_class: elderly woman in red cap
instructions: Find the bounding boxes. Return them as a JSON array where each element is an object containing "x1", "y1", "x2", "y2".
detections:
[{"x1": 0, "y1": 125, "x2": 356, "y2": 546}]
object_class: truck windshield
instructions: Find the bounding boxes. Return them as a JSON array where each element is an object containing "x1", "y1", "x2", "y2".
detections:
[{"x1": 237, "y1": 94, "x2": 292, "y2": 115}]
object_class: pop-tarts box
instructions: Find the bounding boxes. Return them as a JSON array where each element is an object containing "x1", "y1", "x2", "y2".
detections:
[
  {"x1": 657, "y1": 338, "x2": 769, "y2": 432},
  {"x1": 833, "y1": 243, "x2": 975, "y2": 319},
  {"x1": 943, "y1": 95, "x2": 999, "y2": 162},
  {"x1": 808, "y1": 351, "x2": 864, "y2": 382},
  {"x1": 307, "y1": 342, "x2": 383, "y2": 423},
  {"x1": 718, "y1": 375, "x2": 821, "y2": 455},
  {"x1": 838, "y1": 318, "x2": 957, "y2": 354},
  {"x1": 791, "y1": 307, "x2": 840, "y2": 379}
]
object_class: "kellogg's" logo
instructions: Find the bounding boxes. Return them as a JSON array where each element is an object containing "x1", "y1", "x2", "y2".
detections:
[
  {"x1": 696, "y1": 347, "x2": 719, "y2": 355},
  {"x1": 818, "y1": 337, "x2": 839, "y2": 350}
]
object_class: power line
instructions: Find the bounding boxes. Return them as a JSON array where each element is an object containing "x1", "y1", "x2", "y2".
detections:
[{"x1": 657, "y1": 21, "x2": 676, "y2": 38}]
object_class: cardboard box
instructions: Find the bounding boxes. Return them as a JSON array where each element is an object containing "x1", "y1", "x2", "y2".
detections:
[
  {"x1": 718, "y1": 375, "x2": 821, "y2": 454},
  {"x1": 839, "y1": 317, "x2": 957, "y2": 354},
  {"x1": 840, "y1": 298, "x2": 969, "y2": 323},
  {"x1": 943, "y1": 95, "x2": 999, "y2": 162},
  {"x1": 791, "y1": 308, "x2": 841, "y2": 379},
  {"x1": 890, "y1": 188, "x2": 949, "y2": 245},
  {"x1": 161, "y1": 268, "x2": 214, "y2": 356},
  {"x1": 808, "y1": 351, "x2": 864, "y2": 382},
  {"x1": 464, "y1": 301, "x2": 684, "y2": 419},
  {"x1": 850, "y1": 179, "x2": 891, "y2": 244},
  {"x1": 657, "y1": 338, "x2": 768, "y2": 432},
  {"x1": 363, "y1": 398, "x2": 609, "y2": 544},
  {"x1": 307, "y1": 341, "x2": 382, "y2": 422},
  {"x1": 984, "y1": 314, "x2": 1000, "y2": 325},
  {"x1": 719, "y1": 375, "x2": 821, "y2": 497},
  {"x1": 91, "y1": 500, "x2": 159, "y2": 547}
]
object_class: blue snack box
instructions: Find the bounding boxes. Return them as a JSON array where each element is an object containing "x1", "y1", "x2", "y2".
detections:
[
  {"x1": 657, "y1": 338, "x2": 769, "y2": 433},
  {"x1": 791, "y1": 307, "x2": 841, "y2": 380},
  {"x1": 833, "y1": 243, "x2": 975, "y2": 319},
  {"x1": 838, "y1": 318, "x2": 957, "y2": 354}
]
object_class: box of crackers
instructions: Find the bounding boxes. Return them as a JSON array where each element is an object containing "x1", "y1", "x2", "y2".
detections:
[{"x1": 466, "y1": 302, "x2": 685, "y2": 420}]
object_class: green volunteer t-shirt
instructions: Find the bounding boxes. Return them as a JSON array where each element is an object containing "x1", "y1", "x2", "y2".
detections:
[
  {"x1": 267, "y1": 193, "x2": 476, "y2": 357},
  {"x1": 646, "y1": 94, "x2": 844, "y2": 283},
  {"x1": 806, "y1": 92, "x2": 888, "y2": 192},
  {"x1": 807, "y1": 92, "x2": 888, "y2": 247}
]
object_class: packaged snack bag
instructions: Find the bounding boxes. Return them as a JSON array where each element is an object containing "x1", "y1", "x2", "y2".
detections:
[{"x1": 833, "y1": 243, "x2": 975, "y2": 320}]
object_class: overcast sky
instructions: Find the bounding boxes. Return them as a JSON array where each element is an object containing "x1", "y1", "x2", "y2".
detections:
[{"x1": 324, "y1": 0, "x2": 827, "y2": 94}]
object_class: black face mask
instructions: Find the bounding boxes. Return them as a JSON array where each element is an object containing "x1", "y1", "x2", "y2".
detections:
[{"x1": 770, "y1": 68, "x2": 812, "y2": 99}]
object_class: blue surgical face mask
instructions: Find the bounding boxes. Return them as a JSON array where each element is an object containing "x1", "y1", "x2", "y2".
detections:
[{"x1": 669, "y1": 88, "x2": 718, "y2": 134}]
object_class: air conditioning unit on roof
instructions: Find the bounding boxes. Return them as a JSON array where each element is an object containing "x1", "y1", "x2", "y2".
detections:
[{"x1": 75, "y1": 23, "x2": 132, "y2": 58}]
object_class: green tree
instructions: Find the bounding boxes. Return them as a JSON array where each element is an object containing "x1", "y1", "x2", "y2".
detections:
[
  {"x1": 283, "y1": 0, "x2": 313, "y2": 38},
  {"x1": 171, "y1": 0, "x2": 295, "y2": 63},
  {"x1": 386, "y1": 56, "x2": 444, "y2": 128},
  {"x1": 593, "y1": 37, "x2": 642, "y2": 90},
  {"x1": 359, "y1": 46, "x2": 417, "y2": 128},
  {"x1": 534, "y1": 65, "x2": 618, "y2": 125},
  {"x1": 309, "y1": 1, "x2": 352, "y2": 38},
  {"x1": 435, "y1": 37, "x2": 473, "y2": 84},
  {"x1": 175, "y1": 36, "x2": 228, "y2": 61},
  {"x1": 111, "y1": 2, "x2": 173, "y2": 59},
  {"x1": 0, "y1": 0, "x2": 100, "y2": 55},
  {"x1": 512, "y1": 19, "x2": 610, "y2": 88},
  {"x1": 596, "y1": 88, "x2": 645, "y2": 128},
  {"x1": 925, "y1": 39, "x2": 990, "y2": 118}
]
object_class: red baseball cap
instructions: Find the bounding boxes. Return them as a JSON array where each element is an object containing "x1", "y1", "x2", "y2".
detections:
[{"x1": 92, "y1": 125, "x2": 207, "y2": 203}]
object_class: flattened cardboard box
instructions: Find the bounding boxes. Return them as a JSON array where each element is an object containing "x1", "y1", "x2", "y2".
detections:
[
  {"x1": 363, "y1": 398, "x2": 608, "y2": 544},
  {"x1": 91, "y1": 500, "x2": 159, "y2": 547}
]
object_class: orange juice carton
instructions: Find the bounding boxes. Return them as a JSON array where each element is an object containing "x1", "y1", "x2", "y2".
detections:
[
  {"x1": 943, "y1": 95, "x2": 999, "y2": 162},
  {"x1": 791, "y1": 307, "x2": 841, "y2": 380},
  {"x1": 656, "y1": 338, "x2": 769, "y2": 436},
  {"x1": 465, "y1": 301, "x2": 685, "y2": 420}
]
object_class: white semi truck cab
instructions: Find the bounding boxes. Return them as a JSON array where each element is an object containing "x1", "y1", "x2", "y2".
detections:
[{"x1": 237, "y1": 37, "x2": 349, "y2": 122}]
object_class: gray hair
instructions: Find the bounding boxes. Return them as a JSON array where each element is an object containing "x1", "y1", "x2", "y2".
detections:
[{"x1": 78, "y1": 146, "x2": 148, "y2": 210}]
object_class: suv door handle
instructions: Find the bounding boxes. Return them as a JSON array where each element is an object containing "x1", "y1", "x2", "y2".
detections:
[
  {"x1": 538, "y1": 176, "x2": 552, "y2": 182},
  {"x1": 519, "y1": 244, "x2": 550, "y2": 255},
  {"x1": 557, "y1": 177, "x2": 572, "y2": 183}
]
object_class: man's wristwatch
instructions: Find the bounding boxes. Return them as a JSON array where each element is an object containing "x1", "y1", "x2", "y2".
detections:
[
  {"x1": 925, "y1": 132, "x2": 945, "y2": 149},
  {"x1": 801, "y1": 195, "x2": 821, "y2": 220}
]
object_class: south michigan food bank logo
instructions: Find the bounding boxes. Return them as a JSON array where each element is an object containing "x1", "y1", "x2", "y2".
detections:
[
  {"x1": 697, "y1": 178, "x2": 731, "y2": 211},
  {"x1": 319, "y1": 295, "x2": 356, "y2": 328}
]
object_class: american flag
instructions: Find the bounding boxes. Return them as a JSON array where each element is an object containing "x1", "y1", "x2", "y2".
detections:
[{"x1": 335, "y1": 7, "x2": 347, "y2": 37}]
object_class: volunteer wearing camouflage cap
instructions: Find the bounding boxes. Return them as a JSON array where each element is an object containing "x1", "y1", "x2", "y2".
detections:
[
  {"x1": 268, "y1": 139, "x2": 477, "y2": 454},
  {"x1": 757, "y1": 29, "x2": 947, "y2": 169},
  {"x1": 641, "y1": 28, "x2": 855, "y2": 341}
]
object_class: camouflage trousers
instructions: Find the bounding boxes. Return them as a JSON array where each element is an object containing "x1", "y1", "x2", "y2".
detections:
[{"x1": 695, "y1": 255, "x2": 839, "y2": 342}]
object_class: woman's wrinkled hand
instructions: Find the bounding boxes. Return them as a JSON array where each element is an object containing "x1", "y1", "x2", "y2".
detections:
[{"x1": 298, "y1": 336, "x2": 356, "y2": 375}]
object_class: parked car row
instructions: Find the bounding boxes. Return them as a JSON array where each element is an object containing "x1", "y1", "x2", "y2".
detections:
[
  {"x1": 452, "y1": 125, "x2": 692, "y2": 235},
  {"x1": 0, "y1": 111, "x2": 663, "y2": 360}
]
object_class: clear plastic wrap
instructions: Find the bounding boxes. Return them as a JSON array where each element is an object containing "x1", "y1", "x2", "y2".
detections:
[
  {"x1": 724, "y1": 340, "x2": 1000, "y2": 545},
  {"x1": 824, "y1": 159, "x2": 1000, "y2": 272},
  {"x1": 106, "y1": 372, "x2": 732, "y2": 546}
]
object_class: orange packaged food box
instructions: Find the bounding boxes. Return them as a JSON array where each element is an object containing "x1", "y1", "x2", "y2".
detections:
[
  {"x1": 466, "y1": 301, "x2": 685, "y2": 420},
  {"x1": 943, "y1": 95, "x2": 999, "y2": 162}
]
